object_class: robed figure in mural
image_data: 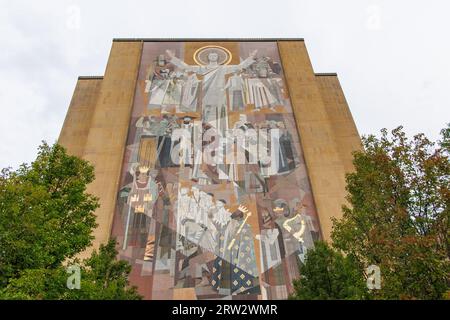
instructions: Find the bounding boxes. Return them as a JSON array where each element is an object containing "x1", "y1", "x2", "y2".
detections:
[
  {"x1": 165, "y1": 48, "x2": 257, "y2": 132},
  {"x1": 211, "y1": 204, "x2": 259, "y2": 295}
]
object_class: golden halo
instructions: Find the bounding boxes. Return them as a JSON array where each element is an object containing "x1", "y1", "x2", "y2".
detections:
[{"x1": 193, "y1": 45, "x2": 233, "y2": 66}]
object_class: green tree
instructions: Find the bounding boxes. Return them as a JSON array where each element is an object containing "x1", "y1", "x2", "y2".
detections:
[
  {"x1": 0, "y1": 240, "x2": 141, "y2": 300},
  {"x1": 0, "y1": 142, "x2": 98, "y2": 286},
  {"x1": 0, "y1": 142, "x2": 141, "y2": 299},
  {"x1": 440, "y1": 123, "x2": 450, "y2": 154},
  {"x1": 290, "y1": 242, "x2": 368, "y2": 300},
  {"x1": 332, "y1": 126, "x2": 449, "y2": 299}
]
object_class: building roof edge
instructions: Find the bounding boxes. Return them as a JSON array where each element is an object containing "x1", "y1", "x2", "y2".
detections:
[
  {"x1": 315, "y1": 73, "x2": 338, "y2": 77},
  {"x1": 112, "y1": 38, "x2": 305, "y2": 42},
  {"x1": 78, "y1": 76, "x2": 104, "y2": 80}
]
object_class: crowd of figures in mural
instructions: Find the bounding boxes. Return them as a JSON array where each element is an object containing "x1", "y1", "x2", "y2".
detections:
[{"x1": 112, "y1": 42, "x2": 321, "y2": 300}]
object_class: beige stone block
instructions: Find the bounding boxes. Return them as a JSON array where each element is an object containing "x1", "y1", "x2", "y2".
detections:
[
  {"x1": 80, "y1": 41, "x2": 143, "y2": 257},
  {"x1": 278, "y1": 41, "x2": 350, "y2": 242},
  {"x1": 58, "y1": 78, "x2": 102, "y2": 157},
  {"x1": 173, "y1": 288, "x2": 198, "y2": 300}
]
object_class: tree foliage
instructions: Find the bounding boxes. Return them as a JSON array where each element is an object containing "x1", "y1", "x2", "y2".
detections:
[
  {"x1": 290, "y1": 242, "x2": 368, "y2": 300},
  {"x1": 0, "y1": 142, "x2": 141, "y2": 299},
  {"x1": 332, "y1": 126, "x2": 449, "y2": 299},
  {"x1": 292, "y1": 125, "x2": 449, "y2": 300},
  {"x1": 0, "y1": 240, "x2": 141, "y2": 300}
]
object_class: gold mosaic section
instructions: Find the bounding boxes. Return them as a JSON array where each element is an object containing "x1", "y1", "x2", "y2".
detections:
[{"x1": 183, "y1": 42, "x2": 240, "y2": 65}]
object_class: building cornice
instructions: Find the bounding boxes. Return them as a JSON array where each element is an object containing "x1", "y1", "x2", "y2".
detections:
[
  {"x1": 315, "y1": 73, "x2": 338, "y2": 77},
  {"x1": 78, "y1": 76, "x2": 104, "y2": 80},
  {"x1": 112, "y1": 38, "x2": 305, "y2": 42}
]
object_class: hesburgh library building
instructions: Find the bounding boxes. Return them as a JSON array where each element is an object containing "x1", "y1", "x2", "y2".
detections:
[{"x1": 59, "y1": 39, "x2": 361, "y2": 300}]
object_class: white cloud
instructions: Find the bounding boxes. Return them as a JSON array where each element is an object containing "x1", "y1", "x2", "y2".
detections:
[{"x1": 0, "y1": 0, "x2": 449, "y2": 168}]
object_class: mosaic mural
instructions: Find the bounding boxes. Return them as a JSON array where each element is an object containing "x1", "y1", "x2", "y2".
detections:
[{"x1": 111, "y1": 41, "x2": 322, "y2": 300}]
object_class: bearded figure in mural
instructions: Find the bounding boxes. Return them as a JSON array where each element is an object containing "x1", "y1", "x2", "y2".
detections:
[
  {"x1": 147, "y1": 54, "x2": 173, "y2": 108},
  {"x1": 210, "y1": 204, "x2": 259, "y2": 295},
  {"x1": 165, "y1": 48, "x2": 257, "y2": 132}
]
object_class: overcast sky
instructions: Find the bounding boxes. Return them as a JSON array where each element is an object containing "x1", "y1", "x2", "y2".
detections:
[{"x1": 0, "y1": 0, "x2": 449, "y2": 169}]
